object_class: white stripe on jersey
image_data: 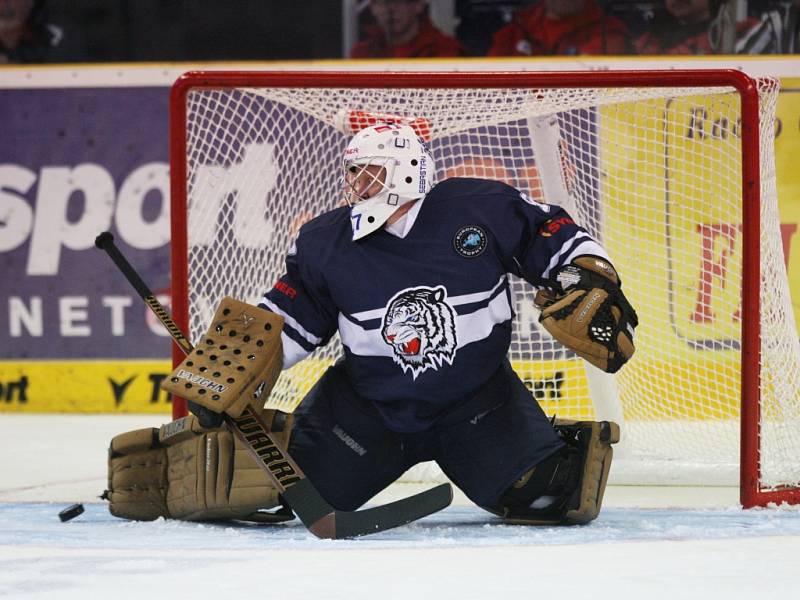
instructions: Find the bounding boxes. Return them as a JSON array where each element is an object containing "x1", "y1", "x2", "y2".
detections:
[
  {"x1": 449, "y1": 275, "x2": 508, "y2": 307},
  {"x1": 542, "y1": 232, "x2": 590, "y2": 278},
  {"x1": 561, "y1": 240, "x2": 611, "y2": 269},
  {"x1": 280, "y1": 332, "x2": 311, "y2": 370},
  {"x1": 260, "y1": 297, "x2": 324, "y2": 345},
  {"x1": 338, "y1": 317, "x2": 394, "y2": 358},
  {"x1": 349, "y1": 276, "x2": 507, "y2": 322},
  {"x1": 454, "y1": 285, "x2": 513, "y2": 347},
  {"x1": 338, "y1": 280, "x2": 512, "y2": 358},
  {"x1": 542, "y1": 234, "x2": 611, "y2": 278}
]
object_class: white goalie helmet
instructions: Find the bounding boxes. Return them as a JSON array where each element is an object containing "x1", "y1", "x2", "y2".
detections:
[{"x1": 342, "y1": 123, "x2": 435, "y2": 240}]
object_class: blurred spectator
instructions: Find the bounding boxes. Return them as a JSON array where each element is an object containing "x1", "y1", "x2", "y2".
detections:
[
  {"x1": 0, "y1": 0, "x2": 82, "y2": 63},
  {"x1": 736, "y1": 0, "x2": 799, "y2": 53},
  {"x1": 635, "y1": 0, "x2": 716, "y2": 54},
  {"x1": 351, "y1": 0, "x2": 466, "y2": 58},
  {"x1": 486, "y1": 0, "x2": 630, "y2": 56}
]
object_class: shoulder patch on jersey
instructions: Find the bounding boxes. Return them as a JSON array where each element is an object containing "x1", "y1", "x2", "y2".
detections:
[
  {"x1": 453, "y1": 225, "x2": 487, "y2": 258},
  {"x1": 381, "y1": 286, "x2": 458, "y2": 379},
  {"x1": 538, "y1": 216, "x2": 575, "y2": 237}
]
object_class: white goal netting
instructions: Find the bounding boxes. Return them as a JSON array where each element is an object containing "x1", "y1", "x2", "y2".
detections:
[{"x1": 173, "y1": 73, "x2": 800, "y2": 502}]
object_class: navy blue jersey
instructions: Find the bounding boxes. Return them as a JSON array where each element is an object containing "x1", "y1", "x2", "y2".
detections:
[{"x1": 260, "y1": 177, "x2": 609, "y2": 433}]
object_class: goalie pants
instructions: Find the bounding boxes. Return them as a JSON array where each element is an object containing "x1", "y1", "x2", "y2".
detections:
[{"x1": 288, "y1": 359, "x2": 565, "y2": 511}]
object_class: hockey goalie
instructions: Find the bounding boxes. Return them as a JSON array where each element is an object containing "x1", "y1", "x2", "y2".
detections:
[{"x1": 108, "y1": 123, "x2": 637, "y2": 527}]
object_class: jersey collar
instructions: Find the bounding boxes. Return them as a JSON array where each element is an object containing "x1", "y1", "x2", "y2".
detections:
[{"x1": 383, "y1": 197, "x2": 425, "y2": 239}]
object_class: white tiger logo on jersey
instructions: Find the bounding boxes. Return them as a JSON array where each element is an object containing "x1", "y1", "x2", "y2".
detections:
[{"x1": 381, "y1": 286, "x2": 457, "y2": 379}]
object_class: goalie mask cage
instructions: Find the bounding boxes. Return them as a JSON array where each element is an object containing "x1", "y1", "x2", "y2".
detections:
[{"x1": 169, "y1": 70, "x2": 800, "y2": 508}]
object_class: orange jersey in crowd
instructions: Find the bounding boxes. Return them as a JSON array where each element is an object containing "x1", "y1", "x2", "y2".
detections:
[
  {"x1": 487, "y1": 1, "x2": 629, "y2": 56},
  {"x1": 350, "y1": 15, "x2": 466, "y2": 58}
]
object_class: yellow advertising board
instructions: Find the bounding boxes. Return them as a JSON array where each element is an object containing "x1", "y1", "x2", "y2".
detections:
[{"x1": 0, "y1": 360, "x2": 173, "y2": 413}]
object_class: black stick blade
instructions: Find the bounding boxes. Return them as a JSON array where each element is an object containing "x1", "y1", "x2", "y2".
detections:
[
  {"x1": 283, "y1": 480, "x2": 453, "y2": 539},
  {"x1": 333, "y1": 483, "x2": 453, "y2": 539}
]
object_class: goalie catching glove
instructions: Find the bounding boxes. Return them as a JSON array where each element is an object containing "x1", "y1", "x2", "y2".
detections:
[
  {"x1": 534, "y1": 256, "x2": 638, "y2": 373},
  {"x1": 161, "y1": 297, "x2": 284, "y2": 418}
]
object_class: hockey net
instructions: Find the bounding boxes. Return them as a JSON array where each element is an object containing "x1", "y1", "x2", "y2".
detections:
[{"x1": 170, "y1": 71, "x2": 800, "y2": 507}]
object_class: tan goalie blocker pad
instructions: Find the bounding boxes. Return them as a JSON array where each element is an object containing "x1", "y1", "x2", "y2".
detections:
[
  {"x1": 106, "y1": 410, "x2": 293, "y2": 522},
  {"x1": 161, "y1": 297, "x2": 284, "y2": 417},
  {"x1": 534, "y1": 257, "x2": 637, "y2": 374}
]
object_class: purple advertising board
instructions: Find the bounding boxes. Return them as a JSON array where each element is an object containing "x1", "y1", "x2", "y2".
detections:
[{"x1": 1, "y1": 87, "x2": 173, "y2": 360}]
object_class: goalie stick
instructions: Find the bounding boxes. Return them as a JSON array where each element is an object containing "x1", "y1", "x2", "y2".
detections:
[{"x1": 95, "y1": 231, "x2": 453, "y2": 539}]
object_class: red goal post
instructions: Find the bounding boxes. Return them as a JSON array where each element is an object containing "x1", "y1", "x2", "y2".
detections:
[{"x1": 169, "y1": 69, "x2": 800, "y2": 508}]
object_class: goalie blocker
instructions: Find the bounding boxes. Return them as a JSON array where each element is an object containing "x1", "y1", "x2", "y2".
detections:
[{"x1": 161, "y1": 297, "x2": 284, "y2": 419}]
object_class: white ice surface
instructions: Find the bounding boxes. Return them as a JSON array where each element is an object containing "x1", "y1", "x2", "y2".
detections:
[{"x1": 1, "y1": 415, "x2": 798, "y2": 599}]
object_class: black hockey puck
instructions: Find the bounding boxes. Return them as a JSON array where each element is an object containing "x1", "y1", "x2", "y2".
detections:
[{"x1": 58, "y1": 503, "x2": 85, "y2": 522}]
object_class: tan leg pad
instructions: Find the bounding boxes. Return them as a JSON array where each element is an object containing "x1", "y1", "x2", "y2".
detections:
[
  {"x1": 500, "y1": 419, "x2": 619, "y2": 526},
  {"x1": 107, "y1": 428, "x2": 168, "y2": 521},
  {"x1": 559, "y1": 419, "x2": 619, "y2": 525},
  {"x1": 160, "y1": 297, "x2": 284, "y2": 417},
  {"x1": 106, "y1": 410, "x2": 292, "y2": 522},
  {"x1": 165, "y1": 426, "x2": 281, "y2": 521}
]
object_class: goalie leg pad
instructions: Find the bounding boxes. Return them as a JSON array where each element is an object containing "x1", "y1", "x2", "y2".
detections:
[
  {"x1": 496, "y1": 419, "x2": 619, "y2": 525},
  {"x1": 106, "y1": 411, "x2": 293, "y2": 522},
  {"x1": 559, "y1": 419, "x2": 619, "y2": 525},
  {"x1": 106, "y1": 428, "x2": 168, "y2": 521},
  {"x1": 160, "y1": 297, "x2": 284, "y2": 417}
]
